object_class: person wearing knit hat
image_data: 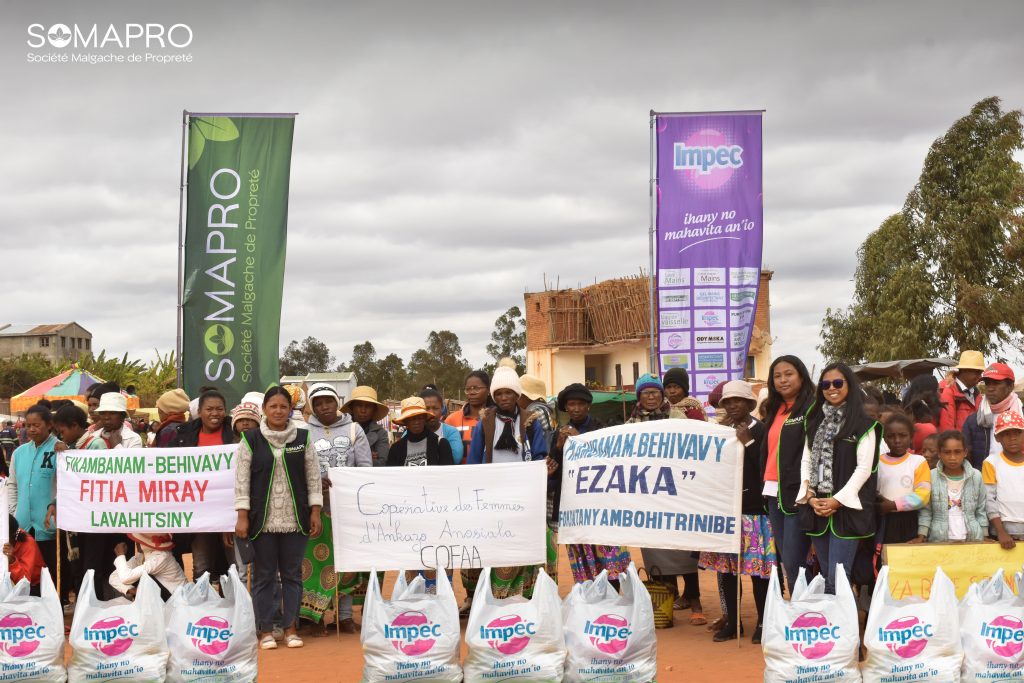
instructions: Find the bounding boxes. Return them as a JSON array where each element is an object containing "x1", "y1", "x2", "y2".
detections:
[
  {"x1": 697, "y1": 379, "x2": 774, "y2": 643},
  {"x1": 628, "y1": 371, "x2": 705, "y2": 624},
  {"x1": 553, "y1": 384, "x2": 634, "y2": 585},
  {"x1": 109, "y1": 533, "x2": 186, "y2": 598},
  {"x1": 231, "y1": 392, "x2": 264, "y2": 438},
  {"x1": 984, "y1": 409, "x2": 1024, "y2": 548},
  {"x1": 465, "y1": 365, "x2": 549, "y2": 601},
  {"x1": 153, "y1": 388, "x2": 191, "y2": 447},
  {"x1": 663, "y1": 367, "x2": 708, "y2": 421}
]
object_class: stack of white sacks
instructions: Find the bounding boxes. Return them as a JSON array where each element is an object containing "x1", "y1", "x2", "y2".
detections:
[
  {"x1": 360, "y1": 562, "x2": 659, "y2": 683},
  {"x1": 0, "y1": 566, "x2": 257, "y2": 683},
  {"x1": 763, "y1": 563, "x2": 1024, "y2": 683}
]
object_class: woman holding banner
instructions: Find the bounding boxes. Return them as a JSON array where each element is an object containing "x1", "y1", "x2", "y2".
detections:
[
  {"x1": 760, "y1": 355, "x2": 816, "y2": 594},
  {"x1": 234, "y1": 386, "x2": 323, "y2": 650},
  {"x1": 630, "y1": 373, "x2": 706, "y2": 625},
  {"x1": 554, "y1": 383, "x2": 633, "y2": 585},
  {"x1": 466, "y1": 366, "x2": 549, "y2": 599},
  {"x1": 796, "y1": 363, "x2": 881, "y2": 595}
]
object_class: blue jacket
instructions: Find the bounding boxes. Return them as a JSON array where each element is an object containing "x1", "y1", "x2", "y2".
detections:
[
  {"x1": 440, "y1": 423, "x2": 464, "y2": 464},
  {"x1": 10, "y1": 435, "x2": 59, "y2": 541},
  {"x1": 962, "y1": 412, "x2": 991, "y2": 469},
  {"x1": 467, "y1": 409, "x2": 548, "y2": 464}
]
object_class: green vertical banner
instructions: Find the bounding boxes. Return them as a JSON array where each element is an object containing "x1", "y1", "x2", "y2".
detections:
[{"x1": 182, "y1": 114, "x2": 295, "y2": 406}]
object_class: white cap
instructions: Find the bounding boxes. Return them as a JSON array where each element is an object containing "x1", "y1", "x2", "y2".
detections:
[
  {"x1": 96, "y1": 392, "x2": 128, "y2": 414},
  {"x1": 307, "y1": 383, "x2": 340, "y2": 403}
]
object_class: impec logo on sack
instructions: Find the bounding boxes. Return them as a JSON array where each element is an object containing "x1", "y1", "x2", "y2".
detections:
[
  {"x1": 186, "y1": 616, "x2": 234, "y2": 656},
  {"x1": 784, "y1": 612, "x2": 840, "y2": 660},
  {"x1": 481, "y1": 615, "x2": 536, "y2": 655},
  {"x1": 0, "y1": 612, "x2": 47, "y2": 658},
  {"x1": 84, "y1": 616, "x2": 140, "y2": 656},
  {"x1": 879, "y1": 616, "x2": 934, "y2": 659},
  {"x1": 384, "y1": 611, "x2": 442, "y2": 656},
  {"x1": 981, "y1": 616, "x2": 1024, "y2": 657},
  {"x1": 584, "y1": 614, "x2": 632, "y2": 655}
]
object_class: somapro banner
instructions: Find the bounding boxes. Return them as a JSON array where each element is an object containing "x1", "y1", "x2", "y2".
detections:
[
  {"x1": 655, "y1": 112, "x2": 763, "y2": 401},
  {"x1": 182, "y1": 114, "x2": 295, "y2": 405},
  {"x1": 558, "y1": 419, "x2": 742, "y2": 554}
]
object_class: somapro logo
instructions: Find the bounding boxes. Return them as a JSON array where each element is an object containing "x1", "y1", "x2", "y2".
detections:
[
  {"x1": 0, "y1": 612, "x2": 46, "y2": 658},
  {"x1": 785, "y1": 612, "x2": 839, "y2": 660},
  {"x1": 204, "y1": 323, "x2": 234, "y2": 355},
  {"x1": 481, "y1": 615, "x2": 536, "y2": 655},
  {"x1": 186, "y1": 616, "x2": 233, "y2": 656},
  {"x1": 384, "y1": 611, "x2": 441, "y2": 656},
  {"x1": 981, "y1": 616, "x2": 1024, "y2": 657},
  {"x1": 27, "y1": 23, "x2": 193, "y2": 48},
  {"x1": 84, "y1": 616, "x2": 139, "y2": 656},
  {"x1": 584, "y1": 614, "x2": 631, "y2": 655},
  {"x1": 879, "y1": 616, "x2": 933, "y2": 659}
]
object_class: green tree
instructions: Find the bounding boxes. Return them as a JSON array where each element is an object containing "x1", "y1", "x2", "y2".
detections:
[
  {"x1": 0, "y1": 354, "x2": 56, "y2": 398},
  {"x1": 376, "y1": 353, "x2": 410, "y2": 401},
  {"x1": 279, "y1": 337, "x2": 335, "y2": 376},
  {"x1": 820, "y1": 97, "x2": 1024, "y2": 361},
  {"x1": 484, "y1": 306, "x2": 526, "y2": 375},
  {"x1": 407, "y1": 331, "x2": 472, "y2": 398}
]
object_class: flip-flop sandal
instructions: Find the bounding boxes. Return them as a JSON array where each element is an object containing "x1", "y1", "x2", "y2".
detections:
[
  {"x1": 673, "y1": 597, "x2": 691, "y2": 611},
  {"x1": 286, "y1": 634, "x2": 304, "y2": 648},
  {"x1": 260, "y1": 634, "x2": 278, "y2": 650},
  {"x1": 689, "y1": 613, "x2": 708, "y2": 626}
]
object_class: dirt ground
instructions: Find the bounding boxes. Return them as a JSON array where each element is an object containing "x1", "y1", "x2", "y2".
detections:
[{"x1": 253, "y1": 547, "x2": 767, "y2": 682}]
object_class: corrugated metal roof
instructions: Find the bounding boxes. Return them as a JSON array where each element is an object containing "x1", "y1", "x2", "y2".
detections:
[{"x1": 0, "y1": 322, "x2": 86, "y2": 336}]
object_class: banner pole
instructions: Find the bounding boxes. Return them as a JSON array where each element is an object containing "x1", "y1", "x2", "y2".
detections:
[
  {"x1": 648, "y1": 111, "x2": 657, "y2": 374},
  {"x1": 175, "y1": 110, "x2": 189, "y2": 388}
]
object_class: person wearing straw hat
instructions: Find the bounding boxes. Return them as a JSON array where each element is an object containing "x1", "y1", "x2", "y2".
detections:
[
  {"x1": 387, "y1": 397, "x2": 454, "y2": 467},
  {"x1": 518, "y1": 373, "x2": 559, "y2": 578},
  {"x1": 697, "y1": 381, "x2": 775, "y2": 644},
  {"x1": 340, "y1": 386, "x2": 391, "y2": 468},
  {"x1": 938, "y1": 350, "x2": 986, "y2": 431}
]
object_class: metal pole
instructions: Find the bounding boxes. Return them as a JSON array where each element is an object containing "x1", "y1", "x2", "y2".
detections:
[
  {"x1": 648, "y1": 111, "x2": 657, "y2": 375},
  {"x1": 176, "y1": 110, "x2": 188, "y2": 388}
]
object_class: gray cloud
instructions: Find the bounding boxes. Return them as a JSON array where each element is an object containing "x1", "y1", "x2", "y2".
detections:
[{"x1": 2, "y1": 0, "x2": 1023, "y2": 378}]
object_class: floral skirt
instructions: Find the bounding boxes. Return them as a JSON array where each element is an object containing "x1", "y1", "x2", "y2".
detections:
[
  {"x1": 566, "y1": 545, "x2": 632, "y2": 584},
  {"x1": 698, "y1": 514, "x2": 777, "y2": 579}
]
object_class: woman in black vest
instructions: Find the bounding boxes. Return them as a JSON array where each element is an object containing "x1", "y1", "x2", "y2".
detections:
[
  {"x1": 797, "y1": 363, "x2": 881, "y2": 594},
  {"x1": 234, "y1": 386, "x2": 323, "y2": 650},
  {"x1": 759, "y1": 355, "x2": 815, "y2": 594}
]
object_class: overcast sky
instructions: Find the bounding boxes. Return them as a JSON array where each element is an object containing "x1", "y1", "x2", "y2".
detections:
[{"x1": 3, "y1": 1, "x2": 1023, "y2": 379}]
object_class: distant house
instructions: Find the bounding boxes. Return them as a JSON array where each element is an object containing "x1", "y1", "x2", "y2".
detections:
[
  {"x1": 0, "y1": 323, "x2": 93, "y2": 363},
  {"x1": 524, "y1": 272, "x2": 773, "y2": 392},
  {"x1": 279, "y1": 371, "x2": 358, "y2": 404}
]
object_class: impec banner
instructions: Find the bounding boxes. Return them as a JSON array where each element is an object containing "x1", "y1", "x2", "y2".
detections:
[
  {"x1": 655, "y1": 111, "x2": 763, "y2": 403},
  {"x1": 182, "y1": 114, "x2": 295, "y2": 405}
]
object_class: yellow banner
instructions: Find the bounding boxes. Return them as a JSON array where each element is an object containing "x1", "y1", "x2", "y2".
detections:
[{"x1": 884, "y1": 541, "x2": 1024, "y2": 599}]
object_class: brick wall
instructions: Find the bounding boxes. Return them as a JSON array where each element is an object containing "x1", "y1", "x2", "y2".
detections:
[
  {"x1": 755, "y1": 270, "x2": 772, "y2": 335},
  {"x1": 524, "y1": 291, "x2": 553, "y2": 351}
]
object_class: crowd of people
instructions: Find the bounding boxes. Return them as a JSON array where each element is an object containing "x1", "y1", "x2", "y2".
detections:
[{"x1": 1, "y1": 348, "x2": 1022, "y2": 653}]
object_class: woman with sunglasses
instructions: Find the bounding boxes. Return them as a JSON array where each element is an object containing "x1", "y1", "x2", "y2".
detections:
[
  {"x1": 760, "y1": 355, "x2": 816, "y2": 594},
  {"x1": 796, "y1": 363, "x2": 881, "y2": 594}
]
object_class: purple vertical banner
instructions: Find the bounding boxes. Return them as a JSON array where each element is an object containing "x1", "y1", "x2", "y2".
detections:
[{"x1": 655, "y1": 112, "x2": 763, "y2": 404}]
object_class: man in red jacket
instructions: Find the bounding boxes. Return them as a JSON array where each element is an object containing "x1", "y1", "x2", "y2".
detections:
[{"x1": 938, "y1": 350, "x2": 985, "y2": 431}]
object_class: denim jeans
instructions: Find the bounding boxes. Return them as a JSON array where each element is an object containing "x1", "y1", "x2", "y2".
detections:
[
  {"x1": 810, "y1": 532, "x2": 858, "y2": 594},
  {"x1": 766, "y1": 498, "x2": 810, "y2": 595},
  {"x1": 252, "y1": 532, "x2": 306, "y2": 632}
]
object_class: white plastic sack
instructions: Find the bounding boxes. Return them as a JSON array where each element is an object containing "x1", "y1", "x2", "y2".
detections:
[
  {"x1": 959, "y1": 568, "x2": 1024, "y2": 682},
  {"x1": 0, "y1": 570, "x2": 66, "y2": 682},
  {"x1": 361, "y1": 568, "x2": 462, "y2": 683},
  {"x1": 464, "y1": 568, "x2": 566, "y2": 683},
  {"x1": 863, "y1": 565, "x2": 962, "y2": 683},
  {"x1": 165, "y1": 566, "x2": 258, "y2": 683},
  {"x1": 561, "y1": 562, "x2": 657, "y2": 683},
  {"x1": 763, "y1": 562, "x2": 861, "y2": 683},
  {"x1": 68, "y1": 568, "x2": 169, "y2": 683}
]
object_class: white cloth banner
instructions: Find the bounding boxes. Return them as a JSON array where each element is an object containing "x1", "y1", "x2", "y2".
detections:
[
  {"x1": 558, "y1": 419, "x2": 742, "y2": 553},
  {"x1": 329, "y1": 461, "x2": 547, "y2": 572},
  {"x1": 56, "y1": 445, "x2": 236, "y2": 533}
]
